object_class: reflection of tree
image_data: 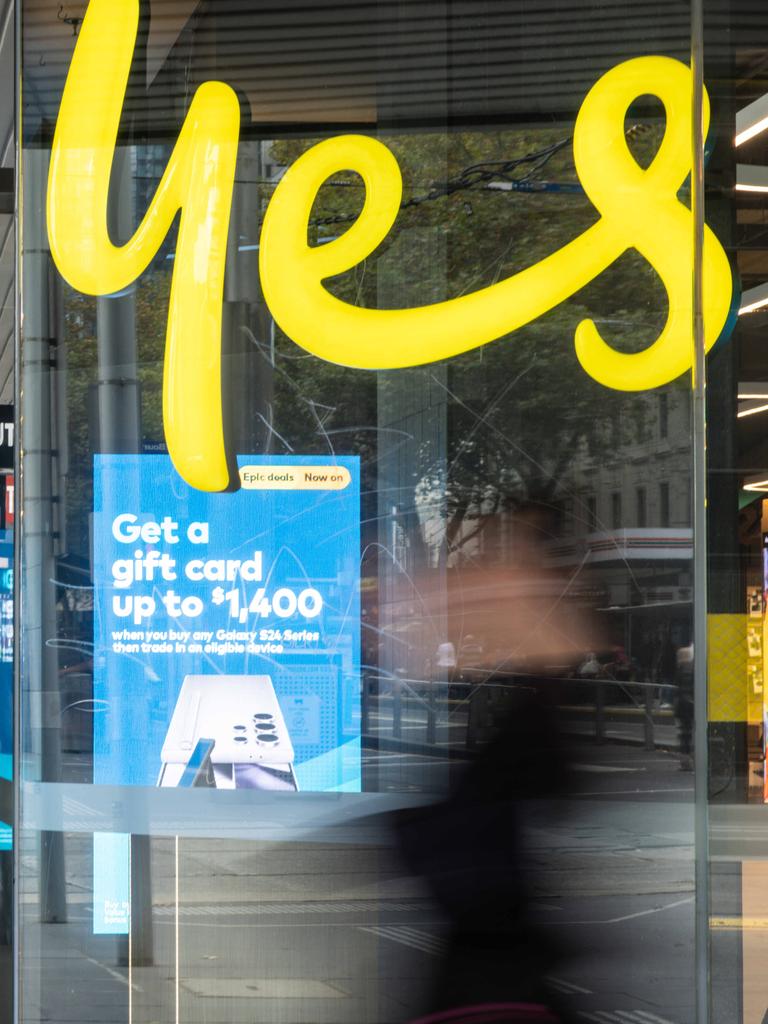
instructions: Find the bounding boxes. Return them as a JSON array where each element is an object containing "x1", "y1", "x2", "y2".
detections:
[
  {"x1": 62, "y1": 272, "x2": 170, "y2": 554},
  {"x1": 268, "y1": 126, "x2": 667, "y2": 557},
  {"x1": 59, "y1": 124, "x2": 670, "y2": 563}
]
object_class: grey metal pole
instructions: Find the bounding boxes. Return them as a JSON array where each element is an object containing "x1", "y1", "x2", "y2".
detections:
[
  {"x1": 595, "y1": 681, "x2": 605, "y2": 744},
  {"x1": 12, "y1": 4, "x2": 20, "y2": 1020},
  {"x1": 22, "y1": 150, "x2": 67, "y2": 928},
  {"x1": 96, "y1": 147, "x2": 153, "y2": 970},
  {"x1": 96, "y1": 149, "x2": 140, "y2": 454},
  {"x1": 691, "y1": 3, "x2": 711, "y2": 1022},
  {"x1": 426, "y1": 677, "x2": 437, "y2": 747},
  {"x1": 643, "y1": 684, "x2": 655, "y2": 751}
]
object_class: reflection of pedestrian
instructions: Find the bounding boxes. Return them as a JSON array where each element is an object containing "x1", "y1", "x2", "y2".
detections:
[
  {"x1": 435, "y1": 641, "x2": 457, "y2": 692},
  {"x1": 436, "y1": 641, "x2": 457, "y2": 675},
  {"x1": 398, "y1": 681, "x2": 574, "y2": 1024},
  {"x1": 577, "y1": 651, "x2": 600, "y2": 680},
  {"x1": 675, "y1": 644, "x2": 694, "y2": 771},
  {"x1": 607, "y1": 645, "x2": 632, "y2": 682}
]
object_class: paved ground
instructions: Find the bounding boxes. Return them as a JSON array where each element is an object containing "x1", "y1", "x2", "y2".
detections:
[{"x1": 8, "y1": 737, "x2": 711, "y2": 1024}]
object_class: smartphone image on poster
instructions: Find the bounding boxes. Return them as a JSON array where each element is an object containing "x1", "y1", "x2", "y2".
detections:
[{"x1": 159, "y1": 675, "x2": 298, "y2": 790}]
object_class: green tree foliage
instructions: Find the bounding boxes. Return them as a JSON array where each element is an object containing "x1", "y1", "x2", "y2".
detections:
[{"x1": 60, "y1": 122, "x2": 675, "y2": 559}]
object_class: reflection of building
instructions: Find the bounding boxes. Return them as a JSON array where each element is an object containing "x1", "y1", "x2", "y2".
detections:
[
  {"x1": 375, "y1": 385, "x2": 696, "y2": 681},
  {"x1": 563, "y1": 388, "x2": 691, "y2": 537},
  {"x1": 553, "y1": 387, "x2": 693, "y2": 678}
]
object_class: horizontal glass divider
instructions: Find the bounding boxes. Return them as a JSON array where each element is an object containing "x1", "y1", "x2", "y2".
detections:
[{"x1": 19, "y1": 781, "x2": 430, "y2": 843}]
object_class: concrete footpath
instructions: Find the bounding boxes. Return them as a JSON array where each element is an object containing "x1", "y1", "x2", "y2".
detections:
[{"x1": 13, "y1": 741, "x2": 721, "y2": 1024}]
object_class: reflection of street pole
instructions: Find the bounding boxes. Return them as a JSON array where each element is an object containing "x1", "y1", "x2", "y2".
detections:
[
  {"x1": 96, "y1": 150, "x2": 140, "y2": 454},
  {"x1": 97, "y1": 147, "x2": 153, "y2": 968},
  {"x1": 224, "y1": 140, "x2": 274, "y2": 456},
  {"x1": 23, "y1": 150, "x2": 67, "y2": 927}
]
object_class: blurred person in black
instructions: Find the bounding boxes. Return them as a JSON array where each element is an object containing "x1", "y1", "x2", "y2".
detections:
[
  {"x1": 399, "y1": 682, "x2": 574, "y2": 1024},
  {"x1": 675, "y1": 643, "x2": 694, "y2": 771},
  {"x1": 397, "y1": 503, "x2": 595, "y2": 1024}
]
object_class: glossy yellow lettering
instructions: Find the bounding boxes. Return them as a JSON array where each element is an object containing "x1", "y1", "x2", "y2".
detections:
[
  {"x1": 47, "y1": 0, "x2": 240, "y2": 491},
  {"x1": 47, "y1": 1, "x2": 733, "y2": 493},
  {"x1": 261, "y1": 56, "x2": 732, "y2": 391}
]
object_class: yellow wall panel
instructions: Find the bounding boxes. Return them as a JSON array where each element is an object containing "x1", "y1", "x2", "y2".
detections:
[{"x1": 708, "y1": 613, "x2": 748, "y2": 722}]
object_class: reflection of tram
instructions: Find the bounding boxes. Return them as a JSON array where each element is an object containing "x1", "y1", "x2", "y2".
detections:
[
  {"x1": 597, "y1": 596, "x2": 692, "y2": 692},
  {"x1": 549, "y1": 527, "x2": 694, "y2": 700}
]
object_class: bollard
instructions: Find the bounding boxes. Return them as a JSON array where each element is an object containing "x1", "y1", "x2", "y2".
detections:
[
  {"x1": 361, "y1": 674, "x2": 370, "y2": 736},
  {"x1": 426, "y1": 679, "x2": 438, "y2": 746},
  {"x1": 644, "y1": 684, "x2": 655, "y2": 751},
  {"x1": 595, "y1": 681, "x2": 605, "y2": 744},
  {"x1": 392, "y1": 677, "x2": 402, "y2": 739}
]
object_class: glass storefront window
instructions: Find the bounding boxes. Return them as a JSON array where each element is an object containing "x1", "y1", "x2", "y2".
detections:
[{"x1": 14, "y1": 1, "x2": 757, "y2": 1023}]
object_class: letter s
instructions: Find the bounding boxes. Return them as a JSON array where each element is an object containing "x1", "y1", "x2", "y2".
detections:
[{"x1": 47, "y1": 0, "x2": 240, "y2": 491}]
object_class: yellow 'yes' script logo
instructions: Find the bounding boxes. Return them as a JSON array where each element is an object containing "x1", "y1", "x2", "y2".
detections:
[{"x1": 47, "y1": 0, "x2": 733, "y2": 493}]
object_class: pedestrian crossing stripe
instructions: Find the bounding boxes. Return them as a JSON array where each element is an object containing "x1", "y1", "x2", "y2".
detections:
[
  {"x1": 359, "y1": 925, "x2": 446, "y2": 955},
  {"x1": 545, "y1": 975, "x2": 592, "y2": 996},
  {"x1": 578, "y1": 1012, "x2": 677, "y2": 1024}
]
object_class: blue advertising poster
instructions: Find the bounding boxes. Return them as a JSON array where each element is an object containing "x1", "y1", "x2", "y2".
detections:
[
  {"x1": 93, "y1": 454, "x2": 362, "y2": 793},
  {"x1": 0, "y1": 531, "x2": 12, "y2": 853},
  {"x1": 92, "y1": 454, "x2": 361, "y2": 934},
  {"x1": 92, "y1": 833, "x2": 131, "y2": 933}
]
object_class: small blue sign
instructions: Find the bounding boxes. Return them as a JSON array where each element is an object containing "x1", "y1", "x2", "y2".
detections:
[{"x1": 93, "y1": 832, "x2": 130, "y2": 934}]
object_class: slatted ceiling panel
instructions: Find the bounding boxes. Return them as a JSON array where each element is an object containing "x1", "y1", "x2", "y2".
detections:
[
  {"x1": 0, "y1": 214, "x2": 12, "y2": 404},
  {"x1": 22, "y1": 0, "x2": 698, "y2": 139},
  {"x1": 170, "y1": 0, "x2": 693, "y2": 125},
  {"x1": 23, "y1": 1, "x2": 768, "y2": 138},
  {"x1": 145, "y1": 0, "x2": 198, "y2": 84},
  {"x1": 20, "y1": 0, "x2": 205, "y2": 131},
  {"x1": 0, "y1": 0, "x2": 12, "y2": 169}
]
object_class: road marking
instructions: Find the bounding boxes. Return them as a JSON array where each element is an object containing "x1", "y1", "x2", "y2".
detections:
[
  {"x1": 83, "y1": 955, "x2": 143, "y2": 993},
  {"x1": 577, "y1": 1013, "x2": 677, "y2": 1024},
  {"x1": 151, "y1": 899, "x2": 428, "y2": 917},
  {"x1": 545, "y1": 974, "x2": 592, "y2": 995},
  {"x1": 563, "y1": 895, "x2": 693, "y2": 925},
  {"x1": 711, "y1": 916, "x2": 768, "y2": 929},
  {"x1": 631, "y1": 1012, "x2": 679, "y2": 1024},
  {"x1": 359, "y1": 925, "x2": 446, "y2": 955},
  {"x1": 574, "y1": 788, "x2": 694, "y2": 796},
  {"x1": 573, "y1": 764, "x2": 641, "y2": 774}
]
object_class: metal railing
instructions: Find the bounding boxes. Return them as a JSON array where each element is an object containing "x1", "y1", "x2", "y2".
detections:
[{"x1": 362, "y1": 671, "x2": 680, "y2": 753}]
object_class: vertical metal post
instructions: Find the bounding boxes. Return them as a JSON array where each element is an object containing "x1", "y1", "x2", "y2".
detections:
[
  {"x1": 426, "y1": 678, "x2": 437, "y2": 746},
  {"x1": 97, "y1": 147, "x2": 153, "y2": 970},
  {"x1": 595, "y1": 681, "x2": 605, "y2": 744},
  {"x1": 11, "y1": 4, "x2": 19, "y2": 1022},
  {"x1": 691, "y1": 3, "x2": 711, "y2": 1021},
  {"x1": 392, "y1": 677, "x2": 402, "y2": 740},
  {"x1": 361, "y1": 672, "x2": 370, "y2": 737},
  {"x1": 22, "y1": 151, "x2": 66, "y2": 927},
  {"x1": 644, "y1": 685, "x2": 655, "y2": 751}
]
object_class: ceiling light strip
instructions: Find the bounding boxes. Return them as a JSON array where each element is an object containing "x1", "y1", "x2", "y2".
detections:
[
  {"x1": 737, "y1": 164, "x2": 768, "y2": 191},
  {"x1": 739, "y1": 282, "x2": 768, "y2": 314},
  {"x1": 736, "y1": 94, "x2": 768, "y2": 146}
]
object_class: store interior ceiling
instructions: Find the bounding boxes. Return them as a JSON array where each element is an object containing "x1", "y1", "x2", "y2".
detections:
[{"x1": 24, "y1": 0, "x2": 693, "y2": 133}]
